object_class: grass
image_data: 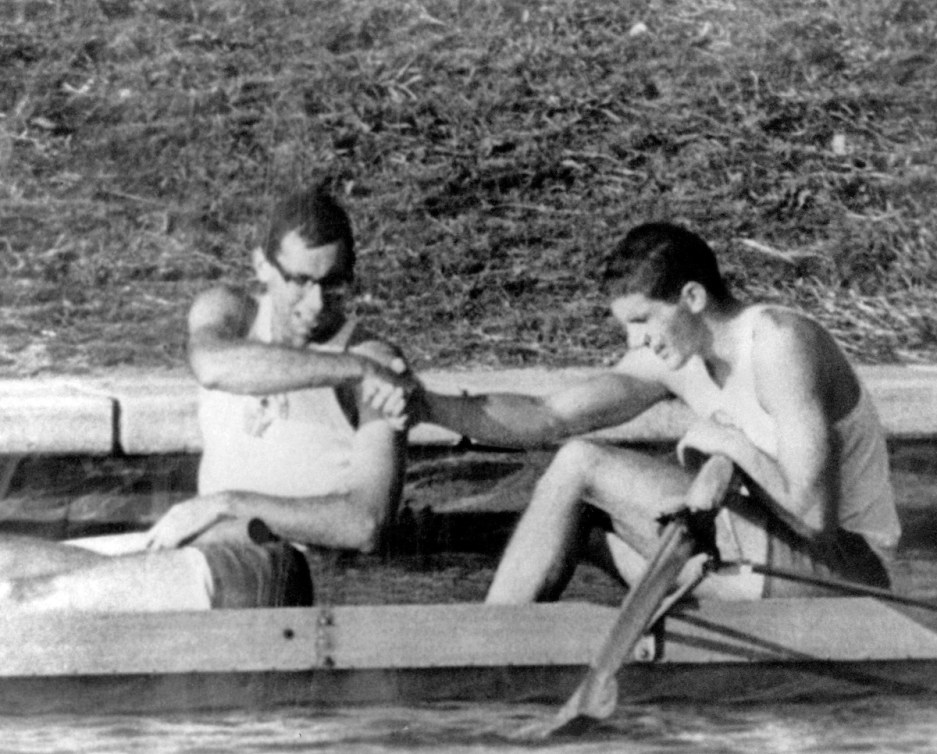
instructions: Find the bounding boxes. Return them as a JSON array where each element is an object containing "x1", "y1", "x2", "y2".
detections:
[{"x1": 1, "y1": 0, "x2": 936, "y2": 376}]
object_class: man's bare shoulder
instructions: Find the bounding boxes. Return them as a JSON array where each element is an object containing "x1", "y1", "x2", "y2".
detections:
[
  {"x1": 751, "y1": 306, "x2": 840, "y2": 364},
  {"x1": 187, "y1": 285, "x2": 258, "y2": 338},
  {"x1": 750, "y1": 305, "x2": 859, "y2": 412}
]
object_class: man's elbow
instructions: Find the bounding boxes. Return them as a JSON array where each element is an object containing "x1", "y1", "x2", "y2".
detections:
[
  {"x1": 783, "y1": 485, "x2": 829, "y2": 541},
  {"x1": 188, "y1": 344, "x2": 232, "y2": 391},
  {"x1": 345, "y1": 512, "x2": 381, "y2": 553}
]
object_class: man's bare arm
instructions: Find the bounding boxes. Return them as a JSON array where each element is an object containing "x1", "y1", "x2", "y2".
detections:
[
  {"x1": 148, "y1": 342, "x2": 408, "y2": 552},
  {"x1": 187, "y1": 286, "x2": 405, "y2": 395},
  {"x1": 219, "y1": 388, "x2": 405, "y2": 551},
  {"x1": 679, "y1": 313, "x2": 843, "y2": 539},
  {"x1": 421, "y1": 369, "x2": 671, "y2": 449}
]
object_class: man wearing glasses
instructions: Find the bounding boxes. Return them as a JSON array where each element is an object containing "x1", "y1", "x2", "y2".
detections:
[
  {"x1": 0, "y1": 186, "x2": 411, "y2": 612},
  {"x1": 146, "y1": 185, "x2": 410, "y2": 555}
]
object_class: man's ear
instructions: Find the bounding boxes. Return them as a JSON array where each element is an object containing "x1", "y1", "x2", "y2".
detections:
[
  {"x1": 680, "y1": 281, "x2": 708, "y2": 314},
  {"x1": 253, "y1": 247, "x2": 275, "y2": 284}
]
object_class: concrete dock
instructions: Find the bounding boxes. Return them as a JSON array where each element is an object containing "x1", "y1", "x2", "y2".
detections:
[{"x1": 0, "y1": 365, "x2": 935, "y2": 456}]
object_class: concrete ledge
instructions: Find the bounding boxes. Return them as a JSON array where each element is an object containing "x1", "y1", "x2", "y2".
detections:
[
  {"x1": 0, "y1": 365, "x2": 935, "y2": 455},
  {"x1": 0, "y1": 381, "x2": 114, "y2": 455},
  {"x1": 420, "y1": 365, "x2": 937, "y2": 445},
  {"x1": 67, "y1": 375, "x2": 201, "y2": 455}
]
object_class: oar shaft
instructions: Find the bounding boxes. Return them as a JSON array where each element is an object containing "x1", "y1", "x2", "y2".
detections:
[
  {"x1": 747, "y1": 563, "x2": 937, "y2": 612},
  {"x1": 587, "y1": 517, "x2": 696, "y2": 673},
  {"x1": 565, "y1": 454, "x2": 737, "y2": 721},
  {"x1": 520, "y1": 455, "x2": 739, "y2": 739}
]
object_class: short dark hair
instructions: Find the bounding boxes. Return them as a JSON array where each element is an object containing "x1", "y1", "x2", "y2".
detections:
[
  {"x1": 263, "y1": 186, "x2": 355, "y2": 278},
  {"x1": 603, "y1": 222, "x2": 731, "y2": 303}
]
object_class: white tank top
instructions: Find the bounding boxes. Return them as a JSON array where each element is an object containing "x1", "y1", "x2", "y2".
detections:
[
  {"x1": 649, "y1": 305, "x2": 900, "y2": 550},
  {"x1": 197, "y1": 296, "x2": 358, "y2": 498}
]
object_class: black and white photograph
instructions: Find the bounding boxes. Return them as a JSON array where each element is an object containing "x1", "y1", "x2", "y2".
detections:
[{"x1": 1, "y1": 0, "x2": 936, "y2": 751}]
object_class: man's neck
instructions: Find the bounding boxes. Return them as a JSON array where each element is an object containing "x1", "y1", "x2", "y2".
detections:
[{"x1": 700, "y1": 300, "x2": 747, "y2": 386}]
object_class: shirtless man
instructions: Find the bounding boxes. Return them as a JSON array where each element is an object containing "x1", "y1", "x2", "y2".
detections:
[
  {"x1": 0, "y1": 186, "x2": 410, "y2": 611},
  {"x1": 409, "y1": 222, "x2": 901, "y2": 602}
]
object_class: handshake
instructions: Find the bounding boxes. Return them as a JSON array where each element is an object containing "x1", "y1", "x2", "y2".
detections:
[{"x1": 351, "y1": 342, "x2": 425, "y2": 431}]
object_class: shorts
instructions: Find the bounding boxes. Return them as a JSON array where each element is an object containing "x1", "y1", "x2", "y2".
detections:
[
  {"x1": 762, "y1": 517, "x2": 891, "y2": 598},
  {"x1": 194, "y1": 540, "x2": 314, "y2": 608}
]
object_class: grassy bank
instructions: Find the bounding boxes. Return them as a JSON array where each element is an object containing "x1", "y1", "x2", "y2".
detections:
[{"x1": 1, "y1": 0, "x2": 935, "y2": 376}]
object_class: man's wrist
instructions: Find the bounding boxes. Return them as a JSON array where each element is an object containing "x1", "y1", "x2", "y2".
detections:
[
  {"x1": 214, "y1": 490, "x2": 240, "y2": 518},
  {"x1": 349, "y1": 352, "x2": 370, "y2": 382}
]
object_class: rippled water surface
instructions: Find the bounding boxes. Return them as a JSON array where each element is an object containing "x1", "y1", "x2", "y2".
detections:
[{"x1": 4, "y1": 696, "x2": 937, "y2": 753}]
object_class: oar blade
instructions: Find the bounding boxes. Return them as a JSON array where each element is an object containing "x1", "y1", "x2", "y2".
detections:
[
  {"x1": 517, "y1": 676, "x2": 618, "y2": 739},
  {"x1": 513, "y1": 522, "x2": 693, "y2": 742},
  {"x1": 515, "y1": 455, "x2": 736, "y2": 741}
]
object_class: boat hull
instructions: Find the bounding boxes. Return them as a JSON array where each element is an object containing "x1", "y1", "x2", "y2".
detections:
[{"x1": 2, "y1": 597, "x2": 937, "y2": 714}]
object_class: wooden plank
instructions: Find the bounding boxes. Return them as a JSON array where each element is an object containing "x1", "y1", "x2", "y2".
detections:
[
  {"x1": 3, "y1": 599, "x2": 937, "y2": 680},
  {"x1": 0, "y1": 608, "x2": 323, "y2": 675},
  {"x1": 328, "y1": 603, "x2": 612, "y2": 668},
  {"x1": 0, "y1": 603, "x2": 612, "y2": 677},
  {"x1": 662, "y1": 598, "x2": 937, "y2": 663}
]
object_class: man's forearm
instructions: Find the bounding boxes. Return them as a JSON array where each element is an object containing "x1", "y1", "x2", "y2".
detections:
[
  {"x1": 423, "y1": 392, "x2": 567, "y2": 449},
  {"x1": 345, "y1": 419, "x2": 407, "y2": 550},
  {"x1": 222, "y1": 491, "x2": 377, "y2": 550},
  {"x1": 715, "y1": 431, "x2": 828, "y2": 540},
  {"x1": 190, "y1": 339, "x2": 366, "y2": 395}
]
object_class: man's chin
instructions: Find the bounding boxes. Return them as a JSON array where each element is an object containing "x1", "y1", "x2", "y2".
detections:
[
  {"x1": 292, "y1": 322, "x2": 340, "y2": 347},
  {"x1": 662, "y1": 351, "x2": 688, "y2": 370}
]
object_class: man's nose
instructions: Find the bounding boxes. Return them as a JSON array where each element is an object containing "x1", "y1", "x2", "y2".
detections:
[
  {"x1": 295, "y1": 283, "x2": 324, "y2": 314},
  {"x1": 627, "y1": 325, "x2": 650, "y2": 348}
]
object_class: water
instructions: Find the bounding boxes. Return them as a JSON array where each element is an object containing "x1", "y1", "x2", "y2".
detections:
[{"x1": 4, "y1": 696, "x2": 937, "y2": 753}]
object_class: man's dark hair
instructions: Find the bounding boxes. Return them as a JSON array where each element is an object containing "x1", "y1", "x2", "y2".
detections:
[
  {"x1": 603, "y1": 222, "x2": 731, "y2": 304},
  {"x1": 263, "y1": 185, "x2": 355, "y2": 279}
]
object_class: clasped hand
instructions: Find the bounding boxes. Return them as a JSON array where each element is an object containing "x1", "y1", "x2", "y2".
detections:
[
  {"x1": 675, "y1": 412, "x2": 741, "y2": 512},
  {"x1": 677, "y1": 412, "x2": 737, "y2": 467},
  {"x1": 353, "y1": 348, "x2": 423, "y2": 430}
]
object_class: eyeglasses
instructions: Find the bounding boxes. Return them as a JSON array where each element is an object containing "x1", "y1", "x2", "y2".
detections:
[{"x1": 269, "y1": 255, "x2": 352, "y2": 296}]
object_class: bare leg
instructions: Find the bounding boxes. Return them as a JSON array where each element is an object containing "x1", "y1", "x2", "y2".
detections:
[
  {"x1": 0, "y1": 534, "x2": 107, "y2": 579},
  {"x1": 485, "y1": 440, "x2": 768, "y2": 603},
  {"x1": 0, "y1": 543, "x2": 213, "y2": 612},
  {"x1": 485, "y1": 441, "x2": 691, "y2": 604}
]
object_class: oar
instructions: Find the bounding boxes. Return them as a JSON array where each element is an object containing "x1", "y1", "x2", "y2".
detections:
[
  {"x1": 738, "y1": 563, "x2": 937, "y2": 612},
  {"x1": 520, "y1": 454, "x2": 736, "y2": 739}
]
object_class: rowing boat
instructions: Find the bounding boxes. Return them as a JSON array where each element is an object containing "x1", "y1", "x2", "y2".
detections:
[
  {"x1": 2, "y1": 596, "x2": 937, "y2": 715},
  {"x1": 2, "y1": 448, "x2": 936, "y2": 716}
]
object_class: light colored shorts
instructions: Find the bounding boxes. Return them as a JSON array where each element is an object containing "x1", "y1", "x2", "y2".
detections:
[{"x1": 715, "y1": 488, "x2": 891, "y2": 598}]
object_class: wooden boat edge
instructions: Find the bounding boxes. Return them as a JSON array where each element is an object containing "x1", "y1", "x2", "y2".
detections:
[
  {"x1": 3, "y1": 597, "x2": 937, "y2": 714},
  {"x1": 4, "y1": 597, "x2": 937, "y2": 675}
]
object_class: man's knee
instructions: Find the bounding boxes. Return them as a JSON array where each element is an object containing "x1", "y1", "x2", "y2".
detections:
[
  {"x1": 526, "y1": 440, "x2": 601, "y2": 511},
  {"x1": 547, "y1": 439, "x2": 602, "y2": 480}
]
